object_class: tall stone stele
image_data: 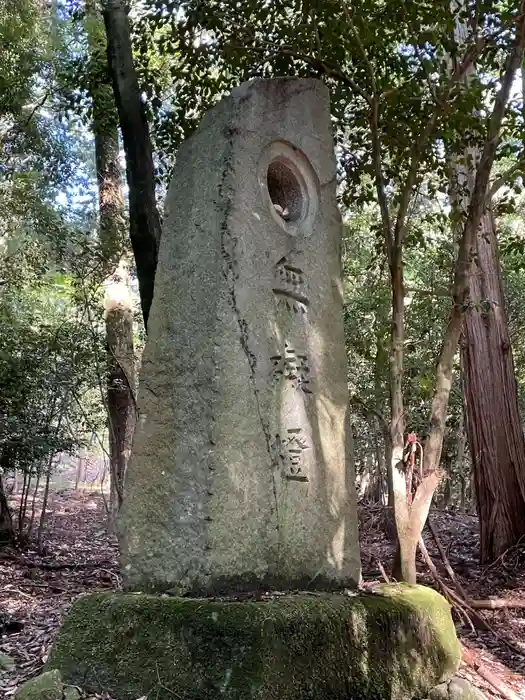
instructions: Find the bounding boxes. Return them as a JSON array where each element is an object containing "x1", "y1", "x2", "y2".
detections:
[{"x1": 119, "y1": 78, "x2": 361, "y2": 594}]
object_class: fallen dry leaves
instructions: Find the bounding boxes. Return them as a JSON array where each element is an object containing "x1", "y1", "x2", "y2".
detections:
[
  {"x1": 1, "y1": 490, "x2": 524, "y2": 699},
  {"x1": 0, "y1": 490, "x2": 119, "y2": 700}
]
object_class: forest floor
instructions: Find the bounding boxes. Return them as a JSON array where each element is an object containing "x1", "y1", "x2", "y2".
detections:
[{"x1": 0, "y1": 491, "x2": 524, "y2": 699}]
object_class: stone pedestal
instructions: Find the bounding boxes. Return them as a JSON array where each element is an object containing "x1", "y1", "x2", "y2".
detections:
[
  {"x1": 119, "y1": 77, "x2": 360, "y2": 594},
  {"x1": 46, "y1": 587, "x2": 462, "y2": 700}
]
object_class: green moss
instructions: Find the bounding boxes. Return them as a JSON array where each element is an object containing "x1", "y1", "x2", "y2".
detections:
[{"x1": 46, "y1": 584, "x2": 460, "y2": 700}]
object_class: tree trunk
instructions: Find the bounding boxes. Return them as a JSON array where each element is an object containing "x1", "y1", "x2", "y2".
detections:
[
  {"x1": 102, "y1": 0, "x2": 161, "y2": 329},
  {"x1": 37, "y1": 453, "x2": 53, "y2": 553},
  {"x1": 18, "y1": 470, "x2": 31, "y2": 539},
  {"x1": 27, "y1": 470, "x2": 41, "y2": 539},
  {"x1": 389, "y1": 253, "x2": 414, "y2": 581},
  {"x1": 461, "y1": 210, "x2": 525, "y2": 562},
  {"x1": 389, "y1": 250, "x2": 440, "y2": 584},
  {"x1": 105, "y1": 260, "x2": 136, "y2": 519},
  {"x1": 390, "y1": 5, "x2": 524, "y2": 580},
  {"x1": 11, "y1": 469, "x2": 19, "y2": 495},
  {"x1": 87, "y1": 1, "x2": 136, "y2": 521},
  {"x1": 75, "y1": 449, "x2": 86, "y2": 491},
  {"x1": 374, "y1": 424, "x2": 387, "y2": 503},
  {"x1": 446, "y1": 4, "x2": 525, "y2": 562},
  {"x1": 0, "y1": 474, "x2": 14, "y2": 545},
  {"x1": 455, "y1": 406, "x2": 467, "y2": 510}
]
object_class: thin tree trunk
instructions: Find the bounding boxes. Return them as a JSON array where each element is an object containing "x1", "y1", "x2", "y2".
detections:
[
  {"x1": 389, "y1": 252, "x2": 413, "y2": 580},
  {"x1": 18, "y1": 470, "x2": 32, "y2": 539},
  {"x1": 461, "y1": 210, "x2": 525, "y2": 561},
  {"x1": 0, "y1": 474, "x2": 14, "y2": 545},
  {"x1": 86, "y1": 1, "x2": 137, "y2": 522},
  {"x1": 75, "y1": 449, "x2": 85, "y2": 491},
  {"x1": 389, "y1": 250, "x2": 438, "y2": 584},
  {"x1": 390, "y1": 7, "x2": 525, "y2": 579},
  {"x1": 455, "y1": 407, "x2": 467, "y2": 510},
  {"x1": 27, "y1": 470, "x2": 41, "y2": 539},
  {"x1": 448, "y1": 7, "x2": 525, "y2": 562},
  {"x1": 11, "y1": 469, "x2": 18, "y2": 495},
  {"x1": 374, "y1": 424, "x2": 387, "y2": 503},
  {"x1": 102, "y1": 0, "x2": 161, "y2": 329},
  {"x1": 37, "y1": 455, "x2": 53, "y2": 553},
  {"x1": 374, "y1": 332, "x2": 392, "y2": 506},
  {"x1": 105, "y1": 263, "x2": 136, "y2": 520}
]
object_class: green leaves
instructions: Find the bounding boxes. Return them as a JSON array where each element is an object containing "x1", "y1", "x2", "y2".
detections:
[{"x1": 0, "y1": 276, "x2": 106, "y2": 475}]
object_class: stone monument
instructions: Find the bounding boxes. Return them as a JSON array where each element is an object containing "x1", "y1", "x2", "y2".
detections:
[
  {"x1": 45, "y1": 79, "x2": 461, "y2": 700},
  {"x1": 119, "y1": 77, "x2": 361, "y2": 594}
]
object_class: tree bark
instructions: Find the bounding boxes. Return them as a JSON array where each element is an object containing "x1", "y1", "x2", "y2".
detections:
[
  {"x1": 461, "y1": 210, "x2": 525, "y2": 562},
  {"x1": 75, "y1": 449, "x2": 86, "y2": 491},
  {"x1": 391, "y1": 3, "x2": 525, "y2": 580},
  {"x1": 86, "y1": 0, "x2": 136, "y2": 520},
  {"x1": 0, "y1": 474, "x2": 14, "y2": 546},
  {"x1": 388, "y1": 251, "x2": 414, "y2": 580},
  {"x1": 374, "y1": 423, "x2": 387, "y2": 503},
  {"x1": 37, "y1": 453, "x2": 53, "y2": 553},
  {"x1": 447, "y1": 4, "x2": 525, "y2": 563},
  {"x1": 27, "y1": 469, "x2": 41, "y2": 539},
  {"x1": 102, "y1": 0, "x2": 161, "y2": 330},
  {"x1": 455, "y1": 407, "x2": 467, "y2": 510},
  {"x1": 105, "y1": 261, "x2": 136, "y2": 519}
]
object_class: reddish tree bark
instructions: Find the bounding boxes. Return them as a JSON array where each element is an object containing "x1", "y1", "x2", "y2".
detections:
[{"x1": 461, "y1": 210, "x2": 525, "y2": 562}]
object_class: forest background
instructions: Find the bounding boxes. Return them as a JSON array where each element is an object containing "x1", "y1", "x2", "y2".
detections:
[{"x1": 2, "y1": 0, "x2": 525, "y2": 584}]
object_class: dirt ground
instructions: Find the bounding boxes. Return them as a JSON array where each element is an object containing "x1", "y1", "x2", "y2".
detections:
[{"x1": 0, "y1": 491, "x2": 524, "y2": 699}]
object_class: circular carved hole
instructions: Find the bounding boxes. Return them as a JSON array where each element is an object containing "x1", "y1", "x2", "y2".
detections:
[{"x1": 267, "y1": 157, "x2": 305, "y2": 223}]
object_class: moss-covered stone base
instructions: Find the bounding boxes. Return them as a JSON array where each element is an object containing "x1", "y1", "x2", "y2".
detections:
[
  {"x1": 14, "y1": 670, "x2": 63, "y2": 700},
  {"x1": 46, "y1": 584, "x2": 460, "y2": 700}
]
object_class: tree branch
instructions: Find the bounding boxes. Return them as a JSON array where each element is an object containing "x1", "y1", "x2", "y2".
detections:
[
  {"x1": 487, "y1": 158, "x2": 525, "y2": 202},
  {"x1": 462, "y1": 645, "x2": 522, "y2": 700},
  {"x1": 392, "y1": 16, "x2": 521, "y2": 250},
  {"x1": 23, "y1": 91, "x2": 50, "y2": 127},
  {"x1": 424, "y1": 2, "x2": 525, "y2": 479},
  {"x1": 337, "y1": 1, "x2": 392, "y2": 254},
  {"x1": 339, "y1": 0, "x2": 376, "y2": 94},
  {"x1": 463, "y1": 5, "x2": 525, "y2": 244}
]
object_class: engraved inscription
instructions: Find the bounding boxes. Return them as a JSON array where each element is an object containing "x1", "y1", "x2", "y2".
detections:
[
  {"x1": 270, "y1": 428, "x2": 310, "y2": 482},
  {"x1": 270, "y1": 342, "x2": 312, "y2": 393},
  {"x1": 273, "y1": 255, "x2": 309, "y2": 314}
]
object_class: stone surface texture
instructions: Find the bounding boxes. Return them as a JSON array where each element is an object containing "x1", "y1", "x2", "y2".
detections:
[
  {"x1": 63, "y1": 687, "x2": 82, "y2": 700},
  {"x1": 119, "y1": 77, "x2": 360, "y2": 594},
  {"x1": 14, "y1": 670, "x2": 63, "y2": 700},
  {"x1": 46, "y1": 585, "x2": 461, "y2": 700},
  {"x1": 427, "y1": 676, "x2": 488, "y2": 700},
  {"x1": 428, "y1": 683, "x2": 451, "y2": 700},
  {"x1": 447, "y1": 677, "x2": 487, "y2": 700},
  {"x1": 0, "y1": 651, "x2": 15, "y2": 671}
]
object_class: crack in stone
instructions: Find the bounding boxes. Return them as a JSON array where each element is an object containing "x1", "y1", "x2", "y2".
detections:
[
  {"x1": 218, "y1": 137, "x2": 281, "y2": 537},
  {"x1": 222, "y1": 239, "x2": 281, "y2": 534}
]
